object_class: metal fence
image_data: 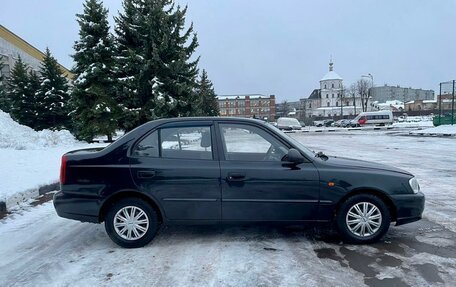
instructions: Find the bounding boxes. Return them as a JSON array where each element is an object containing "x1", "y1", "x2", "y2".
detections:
[{"x1": 435, "y1": 80, "x2": 456, "y2": 126}]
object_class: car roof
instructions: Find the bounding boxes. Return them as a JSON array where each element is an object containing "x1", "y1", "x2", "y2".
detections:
[{"x1": 148, "y1": 117, "x2": 267, "y2": 125}]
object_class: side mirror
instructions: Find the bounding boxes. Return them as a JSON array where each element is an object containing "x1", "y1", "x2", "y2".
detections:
[{"x1": 285, "y1": 148, "x2": 305, "y2": 164}]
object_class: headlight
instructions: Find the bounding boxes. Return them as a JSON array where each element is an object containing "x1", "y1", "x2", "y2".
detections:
[{"x1": 409, "y1": 177, "x2": 420, "y2": 194}]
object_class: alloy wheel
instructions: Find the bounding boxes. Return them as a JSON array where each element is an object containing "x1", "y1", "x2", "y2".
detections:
[
  {"x1": 345, "y1": 202, "x2": 382, "y2": 237},
  {"x1": 113, "y1": 206, "x2": 149, "y2": 240}
]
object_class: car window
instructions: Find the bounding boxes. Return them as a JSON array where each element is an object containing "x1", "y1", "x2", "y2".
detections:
[
  {"x1": 220, "y1": 124, "x2": 288, "y2": 161},
  {"x1": 160, "y1": 126, "x2": 213, "y2": 160},
  {"x1": 132, "y1": 130, "x2": 159, "y2": 157}
]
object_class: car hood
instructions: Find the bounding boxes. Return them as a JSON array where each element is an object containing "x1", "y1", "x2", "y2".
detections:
[{"x1": 322, "y1": 156, "x2": 413, "y2": 176}]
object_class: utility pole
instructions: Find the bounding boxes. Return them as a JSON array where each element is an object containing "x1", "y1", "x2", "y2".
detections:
[
  {"x1": 339, "y1": 86, "x2": 344, "y2": 118},
  {"x1": 452, "y1": 80, "x2": 455, "y2": 125},
  {"x1": 362, "y1": 73, "x2": 374, "y2": 112},
  {"x1": 438, "y1": 82, "x2": 442, "y2": 126}
]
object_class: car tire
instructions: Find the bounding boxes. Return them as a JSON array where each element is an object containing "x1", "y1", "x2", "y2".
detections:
[
  {"x1": 105, "y1": 198, "x2": 159, "y2": 248},
  {"x1": 335, "y1": 194, "x2": 390, "y2": 244}
]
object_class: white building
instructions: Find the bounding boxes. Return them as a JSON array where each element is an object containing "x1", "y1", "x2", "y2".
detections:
[
  {"x1": 0, "y1": 24, "x2": 73, "y2": 82},
  {"x1": 302, "y1": 60, "x2": 365, "y2": 118},
  {"x1": 320, "y1": 61, "x2": 343, "y2": 108}
]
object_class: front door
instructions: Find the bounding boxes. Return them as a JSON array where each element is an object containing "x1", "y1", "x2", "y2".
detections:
[
  {"x1": 130, "y1": 122, "x2": 221, "y2": 221},
  {"x1": 217, "y1": 122, "x2": 320, "y2": 221}
]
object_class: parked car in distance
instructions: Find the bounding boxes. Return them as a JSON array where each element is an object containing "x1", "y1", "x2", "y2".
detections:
[
  {"x1": 350, "y1": 110, "x2": 393, "y2": 127},
  {"x1": 277, "y1": 117, "x2": 302, "y2": 130},
  {"x1": 334, "y1": 119, "x2": 351, "y2": 128},
  {"x1": 54, "y1": 117, "x2": 424, "y2": 248},
  {"x1": 313, "y1": 119, "x2": 333, "y2": 127},
  {"x1": 323, "y1": 119, "x2": 334, "y2": 127}
]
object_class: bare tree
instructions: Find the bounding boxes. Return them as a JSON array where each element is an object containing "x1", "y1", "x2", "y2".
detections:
[
  {"x1": 348, "y1": 83, "x2": 357, "y2": 115},
  {"x1": 281, "y1": 100, "x2": 290, "y2": 116},
  {"x1": 337, "y1": 86, "x2": 346, "y2": 117},
  {"x1": 356, "y1": 79, "x2": 370, "y2": 112}
]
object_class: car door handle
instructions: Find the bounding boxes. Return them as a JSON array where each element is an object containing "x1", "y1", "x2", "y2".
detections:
[
  {"x1": 137, "y1": 170, "x2": 156, "y2": 179},
  {"x1": 227, "y1": 173, "x2": 246, "y2": 181}
]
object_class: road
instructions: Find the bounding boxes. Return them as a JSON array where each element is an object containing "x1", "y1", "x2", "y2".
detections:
[{"x1": 1, "y1": 130, "x2": 455, "y2": 287}]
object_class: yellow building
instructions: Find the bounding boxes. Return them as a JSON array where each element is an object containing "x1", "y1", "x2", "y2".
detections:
[{"x1": 0, "y1": 24, "x2": 73, "y2": 81}]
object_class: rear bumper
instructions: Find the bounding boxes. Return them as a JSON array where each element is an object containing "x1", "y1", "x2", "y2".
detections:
[
  {"x1": 391, "y1": 191, "x2": 425, "y2": 226},
  {"x1": 53, "y1": 191, "x2": 100, "y2": 223}
]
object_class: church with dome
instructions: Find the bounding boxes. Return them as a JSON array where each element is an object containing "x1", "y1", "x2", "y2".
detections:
[{"x1": 302, "y1": 60, "x2": 364, "y2": 119}]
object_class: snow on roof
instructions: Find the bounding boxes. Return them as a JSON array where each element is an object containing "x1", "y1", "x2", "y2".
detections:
[{"x1": 320, "y1": 71, "x2": 342, "y2": 81}]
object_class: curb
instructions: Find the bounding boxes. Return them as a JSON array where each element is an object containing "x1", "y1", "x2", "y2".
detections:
[{"x1": 0, "y1": 182, "x2": 59, "y2": 214}]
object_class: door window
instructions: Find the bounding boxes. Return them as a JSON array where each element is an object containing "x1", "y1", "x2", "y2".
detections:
[
  {"x1": 160, "y1": 126, "x2": 213, "y2": 160},
  {"x1": 219, "y1": 124, "x2": 288, "y2": 161},
  {"x1": 132, "y1": 131, "x2": 159, "y2": 157}
]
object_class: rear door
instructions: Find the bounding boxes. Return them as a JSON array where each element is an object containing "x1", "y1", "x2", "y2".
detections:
[{"x1": 130, "y1": 121, "x2": 221, "y2": 221}]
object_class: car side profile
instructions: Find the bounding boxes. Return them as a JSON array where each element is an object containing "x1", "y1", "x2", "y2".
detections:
[{"x1": 54, "y1": 117, "x2": 424, "y2": 248}]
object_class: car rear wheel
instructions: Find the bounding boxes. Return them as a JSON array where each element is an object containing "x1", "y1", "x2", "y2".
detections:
[
  {"x1": 105, "y1": 198, "x2": 159, "y2": 248},
  {"x1": 335, "y1": 194, "x2": 390, "y2": 244}
]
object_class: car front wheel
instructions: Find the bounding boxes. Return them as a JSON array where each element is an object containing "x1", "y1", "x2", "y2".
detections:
[
  {"x1": 105, "y1": 198, "x2": 159, "y2": 248},
  {"x1": 335, "y1": 194, "x2": 390, "y2": 244}
]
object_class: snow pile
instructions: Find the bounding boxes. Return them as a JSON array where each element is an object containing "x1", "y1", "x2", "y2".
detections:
[
  {"x1": 410, "y1": 124, "x2": 456, "y2": 135},
  {"x1": 0, "y1": 110, "x2": 80, "y2": 149},
  {"x1": 392, "y1": 121, "x2": 433, "y2": 128}
]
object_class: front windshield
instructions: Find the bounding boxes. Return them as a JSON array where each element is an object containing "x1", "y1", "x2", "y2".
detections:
[{"x1": 273, "y1": 126, "x2": 316, "y2": 158}]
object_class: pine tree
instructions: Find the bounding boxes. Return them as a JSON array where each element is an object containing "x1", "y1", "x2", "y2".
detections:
[
  {"x1": 194, "y1": 70, "x2": 219, "y2": 116},
  {"x1": 35, "y1": 48, "x2": 71, "y2": 130},
  {"x1": 0, "y1": 55, "x2": 10, "y2": 112},
  {"x1": 72, "y1": 0, "x2": 118, "y2": 141},
  {"x1": 26, "y1": 70, "x2": 41, "y2": 128},
  {"x1": 114, "y1": 0, "x2": 200, "y2": 130},
  {"x1": 6, "y1": 57, "x2": 37, "y2": 127},
  {"x1": 154, "y1": 4, "x2": 200, "y2": 118}
]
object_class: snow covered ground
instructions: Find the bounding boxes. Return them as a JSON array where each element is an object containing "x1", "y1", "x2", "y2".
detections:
[
  {"x1": 409, "y1": 124, "x2": 456, "y2": 135},
  {"x1": 0, "y1": 130, "x2": 456, "y2": 286},
  {"x1": 0, "y1": 110, "x2": 104, "y2": 208}
]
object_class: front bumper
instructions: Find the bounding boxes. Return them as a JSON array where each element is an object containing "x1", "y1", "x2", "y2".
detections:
[
  {"x1": 391, "y1": 191, "x2": 425, "y2": 226},
  {"x1": 53, "y1": 191, "x2": 100, "y2": 223}
]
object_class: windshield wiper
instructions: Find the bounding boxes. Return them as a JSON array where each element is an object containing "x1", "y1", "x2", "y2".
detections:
[{"x1": 315, "y1": 151, "x2": 329, "y2": 161}]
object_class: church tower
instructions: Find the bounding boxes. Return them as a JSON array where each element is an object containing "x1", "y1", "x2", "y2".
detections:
[{"x1": 320, "y1": 59, "x2": 343, "y2": 108}]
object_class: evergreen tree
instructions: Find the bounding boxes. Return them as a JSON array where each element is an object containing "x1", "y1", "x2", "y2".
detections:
[
  {"x1": 114, "y1": 0, "x2": 199, "y2": 130},
  {"x1": 36, "y1": 48, "x2": 71, "y2": 130},
  {"x1": 26, "y1": 70, "x2": 41, "y2": 128},
  {"x1": 194, "y1": 69, "x2": 219, "y2": 116},
  {"x1": 154, "y1": 3, "x2": 200, "y2": 118},
  {"x1": 72, "y1": 0, "x2": 118, "y2": 141},
  {"x1": 0, "y1": 56, "x2": 10, "y2": 112},
  {"x1": 6, "y1": 57, "x2": 36, "y2": 127}
]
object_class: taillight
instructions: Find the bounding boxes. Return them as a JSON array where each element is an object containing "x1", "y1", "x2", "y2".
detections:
[{"x1": 60, "y1": 155, "x2": 67, "y2": 185}]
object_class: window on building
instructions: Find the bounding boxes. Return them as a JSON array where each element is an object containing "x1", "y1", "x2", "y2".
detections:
[
  {"x1": 332, "y1": 94, "x2": 335, "y2": 98},
  {"x1": 332, "y1": 83, "x2": 334, "y2": 88},
  {"x1": 324, "y1": 84, "x2": 327, "y2": 89},
  {"x1": 336, "y1": 102, "x2": 339, "y2": 107},
  {"x1": 326, "y1": 94, "x2": 329, "y2": 98},
  {"x1": 327, "y1": 102, "x2": 330, "y2": 107}
]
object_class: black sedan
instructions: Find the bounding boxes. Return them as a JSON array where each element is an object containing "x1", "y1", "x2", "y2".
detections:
[{"x1": 54, "y1": 117, "x2": 424, "y2": 248}]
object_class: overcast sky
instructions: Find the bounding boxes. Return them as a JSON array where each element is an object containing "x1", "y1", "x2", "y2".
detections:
[{"x1": 1, "y1": 0, "x2": 455, "y2": 101}]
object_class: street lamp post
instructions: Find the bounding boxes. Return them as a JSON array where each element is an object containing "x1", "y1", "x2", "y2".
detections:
[{"x1": 362, "y1": 73, "x2": 374, "y2": 111}]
